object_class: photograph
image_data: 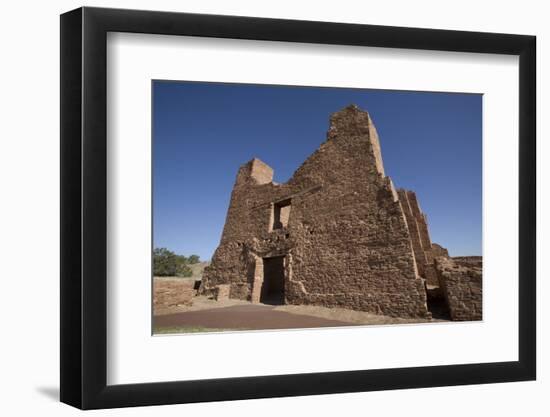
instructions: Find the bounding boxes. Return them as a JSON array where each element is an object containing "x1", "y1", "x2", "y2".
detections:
[
  {"x1": 151, "y1": 81, "x2": 483, "y2": 334},
  {"x1": 0, "y1": 0, "x2": 541, "y2": 413}
]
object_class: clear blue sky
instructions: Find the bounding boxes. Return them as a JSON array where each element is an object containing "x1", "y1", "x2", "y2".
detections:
[{"x1": 153, "y1": 81, "x2": 482, "y2": 260}]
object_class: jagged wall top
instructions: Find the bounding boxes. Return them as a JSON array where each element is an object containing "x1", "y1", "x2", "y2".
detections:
[
  {"x1": 326, "y1": 104, "x2": 385, "y2": 176},
  {"x1": 236, "y1": 105, "x2": 386, "y2": 188},
  {"x1": 236, "y1": 158, "x2": 274, "y2": 185}
]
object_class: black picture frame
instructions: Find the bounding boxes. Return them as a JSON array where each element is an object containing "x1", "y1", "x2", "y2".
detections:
[{"x1": 60, "y1": 6, "x2": 536, "y2": 410}]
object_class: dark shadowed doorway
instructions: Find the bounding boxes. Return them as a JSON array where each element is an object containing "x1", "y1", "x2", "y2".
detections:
[
  {"x1": 425, "y1": 287, "x2": 451, "y2": 320},
  {"x1": 261, "y1": 256, "x2": 285, "y2": 304}
]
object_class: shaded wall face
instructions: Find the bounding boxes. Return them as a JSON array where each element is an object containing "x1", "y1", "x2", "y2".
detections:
[
  {"x1": 398, "y1": 189, "x2": 445, "y2": 288},
  {"x1": 398, "y1": 189, "x2": 429, "y2": 276},
  {"x1": 202, "y1": 106, "x2": 430, "y2": 318},
  {"x1": 435, "y1": 257, "x2": 482, "y2": 321}
]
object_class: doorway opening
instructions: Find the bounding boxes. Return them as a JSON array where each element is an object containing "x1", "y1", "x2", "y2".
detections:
[
  {"x1": 425, "y1": 286, "x2": 451, "y2": 320},
  {"x1": 260, "y1": 256, "x2": 285, "y2": 305}
]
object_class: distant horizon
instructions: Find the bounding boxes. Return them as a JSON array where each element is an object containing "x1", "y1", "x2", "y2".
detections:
[{"x1": 153, "y1": 81, "x2": 482, "y2": 260}]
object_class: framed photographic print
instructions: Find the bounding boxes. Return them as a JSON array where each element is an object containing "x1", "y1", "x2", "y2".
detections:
[{"x1": 60, "y1": 6, "x2": 536, "y2": 410}]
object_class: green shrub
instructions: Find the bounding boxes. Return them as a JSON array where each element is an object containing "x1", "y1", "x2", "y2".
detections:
[
  {"x1": 153, "y1": 248, "x2": 194, "y2": 277},
  {"x1": 188, "y1": 254, "x2": 200, "y2": 264},
  {"x1": 176, "y1": 255, "x2": 193, "y2": 277}
]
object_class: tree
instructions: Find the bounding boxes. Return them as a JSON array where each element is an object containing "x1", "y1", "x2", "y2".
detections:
[
  {"x1": 153, "y1": 248, "x2": 194, "y2": 277},
  {"x1": 153, "y1": 248, "x2": 178, "y2": 276},
  {"x1": 188, "y1": 254, "x2": 200, "y2": 264},
  {"x1": 175, "y1": 255, "x2": 193, "y2": 277}
]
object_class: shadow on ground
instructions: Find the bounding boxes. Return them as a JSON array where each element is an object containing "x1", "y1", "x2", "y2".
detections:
[{"x1": 36, "y1": 386, "x2": 59, "y2": 401}]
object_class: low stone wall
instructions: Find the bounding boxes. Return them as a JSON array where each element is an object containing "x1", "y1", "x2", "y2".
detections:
[
  {"x1": 435, "y1": 258, "x2": 482, "y2": 321},
  {"x1": 452, "y1": 256, "x2": 483, "y2": 268},
  {"x1": 431, "y1": 243, "x2": 449, "y2": 258},
  {"x1": 153, "y1": 277, "x2": 196, "y2": 314},
  {"x1": 214, "y1": 284, "x2": 231, "y2": 301}
]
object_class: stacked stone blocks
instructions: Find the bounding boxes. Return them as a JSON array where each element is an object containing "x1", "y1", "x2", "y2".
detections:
[{"x1": 200, "y1": 105, "x2": 482, "y2": 321}]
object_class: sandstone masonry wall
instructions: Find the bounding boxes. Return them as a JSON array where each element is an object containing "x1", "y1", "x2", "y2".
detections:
[
  {"x1": 397, "y1": 189, "x2": 444, "y2": 287},
  {"x1": 434, "y1": 257, "x2": 482, "y2": 321},
  {"x1": 452, "y1": 256, "x2": 482, "y2": 268},
  {"x1": 153, "y1": 277, "x2": 195, "y2": 315},
  {"x1": 202, "y1": 105, "x2": 430, "y2": 318},
  {"x1": 432, "y1": 243, "x2": 450, "y2": 258}
]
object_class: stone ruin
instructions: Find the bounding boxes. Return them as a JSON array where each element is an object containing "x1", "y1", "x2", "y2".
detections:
[{"x1": 200, "y1": 105, "x2": 482, "y2": 321}]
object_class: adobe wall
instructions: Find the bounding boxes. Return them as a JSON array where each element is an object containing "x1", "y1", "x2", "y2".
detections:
[
  {"x1": 201, "y1": 105, "x2": 430, "y2": 318},
  {"x1": 434, "y1": 257, "x2": 482, "y2": 321}
]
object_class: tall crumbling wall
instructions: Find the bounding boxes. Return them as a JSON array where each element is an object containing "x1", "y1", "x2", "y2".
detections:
[{"x1": 202, "y1": 105, "x2": 430, "y2": 318}]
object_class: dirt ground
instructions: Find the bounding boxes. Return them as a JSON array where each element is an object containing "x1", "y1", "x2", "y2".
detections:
[
  {"x1": 154, "y1": 304, "x2": 355, "y2": 332},
  {"x1": 153, "y1": 296, "x2": 438, "y2": 333}
]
